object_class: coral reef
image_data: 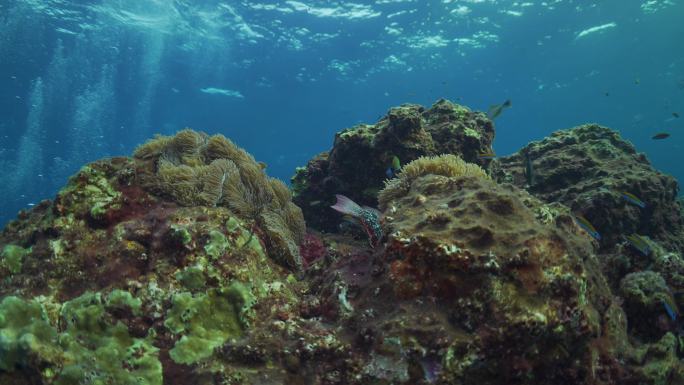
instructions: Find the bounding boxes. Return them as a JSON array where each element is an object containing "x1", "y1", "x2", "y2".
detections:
[
  {"x1": 292, "y1": 99, "x2": 494, "y2": 231},
  {"x1": 0, "y1": 134, "x2": 309, "y2": 384},
  {"x1": 2, "y1": 106, "x2": 684, "y2": 384},
  {"x1": 493, "y1": 124, "x2": 684, "y2": 253},
  {"x1": 377, "y1": 155, "x2": 613, "y2": 383}
]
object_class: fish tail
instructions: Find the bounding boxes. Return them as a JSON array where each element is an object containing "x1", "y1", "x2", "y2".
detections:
[{"x1": 331, "y1": 194, "x2": 363, "y2": 217}]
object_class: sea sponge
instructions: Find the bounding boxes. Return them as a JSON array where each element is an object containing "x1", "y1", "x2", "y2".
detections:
[
  {"x1": 133, "y1": 129, "x2": 305, "y2": 269},
  {"x1": 378, "y1": 154, "x2": 489, "y2": 210}
]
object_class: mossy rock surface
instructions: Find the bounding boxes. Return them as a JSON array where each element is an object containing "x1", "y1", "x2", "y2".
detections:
[
  {"x1": 292, "y1": 99, "x2": 495, "y2": 232},
  {"x1": 0, "y1": 132, "x2": 308, "y2": 385}
]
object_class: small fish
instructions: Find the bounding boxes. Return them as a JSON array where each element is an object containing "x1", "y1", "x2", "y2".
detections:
[
  {"x1": 573, "y1": 215, "x2": 601, "y2": 240},
  {"x1": 331, "y1": 194, "x2": 383, "y2": 248},
  {"x1": 386, "y1": 155, "x2": 401, "y2": 179},
  {"x1": 634, "y1": 78, "x2": 640, "y2": 85},
  {"x1": 478, "y1": 150, "x2": 496, "y2": 160},
  {"x1": 392, "y1": 155, "x2": 401, "y2": 171},
  {"x1": 626, "y1": 234, "x2": 650, "y2": 256},
  {"x1": 258, "y1": 161, "x2": 267, "y2": 170},
  {"x1": 652, "y1": 133, "x2": 670, "y2": 140},
  {"x1": 673, "y1": 112, "x2": 680, "y2": 118},
  {"x1": 524, "y1": 151, "x2": 535, "y2": 187},
  {"x1": 308, "y1": 200, "x2": 321, "y2": 206},
  {"x1": 621, "y1": 191, "x2": 645, "y2": 208},
  {"x1": 662, "y1": 298, "x2": 678, "y2": 322},
  {"x1": 604, "y1": 92, "x2": 610, "y2": 97},
  {"x1": 487, "y1": 99, "x2": 512, "y2": 120}
]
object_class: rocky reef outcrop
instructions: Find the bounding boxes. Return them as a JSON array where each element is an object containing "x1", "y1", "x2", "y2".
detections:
[
  {"x1": 494, "y1": 124, "x2": 684, "y2": 253},
  {"x1": 2, "y1": 102, "x2": 684, "y2": 384},
  {"x1": 292, "y1": 99, "x2": 494, "y2": 232},
  {"x1": 377, "y1": 154, "x2": 613, "y2": 383},
  {"x1": 0, "y1": 131, "x2": 310, "y2": 384}
]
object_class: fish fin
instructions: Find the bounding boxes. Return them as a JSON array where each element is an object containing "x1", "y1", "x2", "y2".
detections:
[{"x1": 331, "y1": 194, "x2": 362, "y2": 216}]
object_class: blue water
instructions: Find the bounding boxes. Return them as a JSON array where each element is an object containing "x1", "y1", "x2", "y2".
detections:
[{"x1": 1, "y1": 0, "x2": 683, "y2": 228}]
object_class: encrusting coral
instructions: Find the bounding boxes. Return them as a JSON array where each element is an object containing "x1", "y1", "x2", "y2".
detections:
[{"x1": 134, "y1": 129, "x2": 305, "y2": 269}]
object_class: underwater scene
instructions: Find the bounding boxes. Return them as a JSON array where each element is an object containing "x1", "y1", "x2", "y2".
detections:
[{"x1": 1, "y1": 0, "x2": 684, "y2": 384}]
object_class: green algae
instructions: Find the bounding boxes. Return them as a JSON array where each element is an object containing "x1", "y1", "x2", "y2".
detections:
[
  {"x1": 164, "y1": 282, "x2": 256, "y2": 365},
  {"x1": 0, "y1": 296, "x2": 59, "y2": 371},
  {"x1": 1, "y1": 244, "x2": 30, "y2": 274},
  {"x1": 170, "y1": 224, "x2": 192, "y2": 245},
  {"x1": 463, "y1": 126, "x2": 481, "y2": 139},
  {"x1": 176, "y1": 265, "x2": 207, "y2": 291},
  {"x1": 205, "y1": 229, "x2": 229, "y2": 259},
  {"x1": 57, "y1": 164, "x2": 122, "y2": 221},
  {"x1": 226, "y1": 216, "x2": 241, "y2": 232},
  {"x1": 106, "y1": 289, "x2": 142, "y2": 316},
  {"x1": 0, "y1": 292, "x2": 161, "y2": 385}
]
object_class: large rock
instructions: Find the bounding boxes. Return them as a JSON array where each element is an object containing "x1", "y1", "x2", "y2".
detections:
[
  {"x1": 292, "y1": 99, "x2": 494, "y2": 232},
  {"x1": 494, "y1": 124, "x2": 684, "y2": 253},
  {"x1": 375, "y1": 154, "x2": 614, "y2": 383},
  {"x1": 0, "y1": 132, "x2": 314, "y2": 385}
]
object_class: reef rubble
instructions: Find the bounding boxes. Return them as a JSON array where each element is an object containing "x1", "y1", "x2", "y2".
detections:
[{"x1": 1, "y1": 102, "x2": 684, "y2": 384}]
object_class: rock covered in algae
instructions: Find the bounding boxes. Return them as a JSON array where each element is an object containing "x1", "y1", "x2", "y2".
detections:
[
  {"x1": 370, "y1": 154, "x2": 613, "y2": 383},
  {"x1": 3, "y1": 117, "x2": 684, "y2": 384},
  {"x1": 292, "y1": 99, "x2": 494, "y2": 232},
  {"x1": 0, "y1": 131, "x2": 310, "y2": 385},
  {"x1": 494, "y1": 124, "x2": 684, "y2": 253}
]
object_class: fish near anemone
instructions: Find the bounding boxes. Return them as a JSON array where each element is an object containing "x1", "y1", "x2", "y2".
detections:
[
  {"x1": 652, "y1": 133, "x2": 670, "y2": 140},
  {"x1": 330, "y1": 194, "x2": 383, "y2": 248},
  {"x1": 386, "y1": 155, "x2": 402, "y2": 179}
]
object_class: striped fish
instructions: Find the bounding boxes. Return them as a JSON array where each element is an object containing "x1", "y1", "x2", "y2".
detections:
[
  {"x1": 573, "y1": 215, "x2": 601, "y2": 240},
  {"x1": 621, "y1": 191, "x2": 646, "y2": 208},
  {"x1": 626, "y1": 234, "x2": 650, "y2": 256}
]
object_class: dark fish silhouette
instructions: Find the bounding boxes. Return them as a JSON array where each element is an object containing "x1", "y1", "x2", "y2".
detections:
[
  {"x1": 487, "y1": 100, "x2": 511, "y2": 120},
  {"x1": 673, "y1": 112, "x2": 680, "y2": 118},
  {"x1": 652, "y1": 133, "x2": 670, "y2": 140},
  {"x1": 524, "y1": 151, "x2": 535, "y2": 187}
]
